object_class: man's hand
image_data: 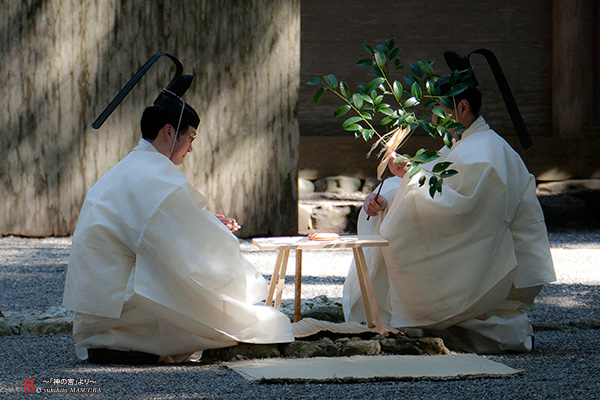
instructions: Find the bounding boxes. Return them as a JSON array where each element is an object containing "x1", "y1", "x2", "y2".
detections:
[
  {"x1": 388, "y1": 151, "x2": 408, "y2": 178},
  {"x1": 363, "y1": 192, "x2": 387, "y2": 217},
  {"x1": 217, "y1": 215, "x2": 241, "y2": 232}
]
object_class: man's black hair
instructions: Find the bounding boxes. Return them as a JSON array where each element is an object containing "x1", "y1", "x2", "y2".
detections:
[
  {"x1": 140, "y1": 106, "x2": 187, "y2": 140},
  {"x1": 453, "y1": 87, "x2": 482, "y2": 117}
]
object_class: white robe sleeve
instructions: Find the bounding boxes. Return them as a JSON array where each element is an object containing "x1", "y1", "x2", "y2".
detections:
[
  {"x1": 342, "y1": 177, "x2": 404, "y2": 324},
  {"x1": 381, "y1": 160, "x2": 520, "y2": 328},
  {"x1": 129, "y1": 184, "x2": 294, "y2": 344}
]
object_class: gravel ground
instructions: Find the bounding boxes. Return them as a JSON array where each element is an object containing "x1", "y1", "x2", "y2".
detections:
[{"x1": 0, "y1": 230, "x2": 599, "y2": 399}]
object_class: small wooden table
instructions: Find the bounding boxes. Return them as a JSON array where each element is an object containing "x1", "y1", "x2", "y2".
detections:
[{"x1": 252, "y1": 235, "x2": 389, "y2": 335}]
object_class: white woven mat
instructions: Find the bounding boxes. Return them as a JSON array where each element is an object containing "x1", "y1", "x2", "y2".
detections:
[{"x1": 226, "y1": 354, "x2": 522, "y2": 382}]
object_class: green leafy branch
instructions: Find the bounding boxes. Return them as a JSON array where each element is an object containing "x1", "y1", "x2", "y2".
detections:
[{"x1": 307, "y1": 38, "x2": 473, "y2": 198}]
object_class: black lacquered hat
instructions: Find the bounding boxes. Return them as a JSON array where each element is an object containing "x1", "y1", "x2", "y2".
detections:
[
  {"x1": 439, "y1": 49, "x2": 532, "y2": 149},
  {"x1": 92, "y1": 52, "x2": 199, "y2": 131}
]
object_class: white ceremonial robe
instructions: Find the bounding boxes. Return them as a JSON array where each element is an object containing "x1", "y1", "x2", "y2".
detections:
[
  {"x1": 343, "y1": 117, "x2": 556, "y2": 353},
  {"x1": 63, "y1": 139, "x2": 293, "y2": 361}
]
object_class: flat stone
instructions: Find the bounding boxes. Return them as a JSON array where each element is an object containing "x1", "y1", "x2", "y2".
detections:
[
  {"x1": 204, "y1": 343, "x2": 282, "y2": 362},
  {"x1": 340, "y1": 339, "x2": 381, "y2": 356},
  {"x1": 20, "y1": 317, "x2": 73, "y2": 336},
  {"x1": 314, "y1": 176, "x2": 362, "y2": 194},
  {"x1": 568, "y1": 319, "x2": 600, "y2": 329},
  {"x1": 302, "y1": 305, "x2": 345, "y2": 323},
  {"x1": 362, "y1": 177, "x2": 381, "y2": 193},
  {"x1": 298, "y1": 178, "x2": 315, "y2": 195},
  {"x1": 283, "y1": 338, "x2": 339, "y2": 358},
  {"x1": 307, "y1": 203, "x2": 360, "y2": 233},
  {"x1": 380, "y1": 337, "x2": 450, "y2": 356},
  {"x1": 0, "y1": 320, "x2": 19, "y2": 336},
  {"x1": 533, "y1": 322, "x2": 569, "y2": 331},
  {"x1": 537, "y1": 179, "x2": 600, "y2": 195}
]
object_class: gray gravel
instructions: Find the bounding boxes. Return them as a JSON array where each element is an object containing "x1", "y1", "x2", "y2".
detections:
[{"x1": 1, "y1": 230, "x2": 599, "y2": 399}]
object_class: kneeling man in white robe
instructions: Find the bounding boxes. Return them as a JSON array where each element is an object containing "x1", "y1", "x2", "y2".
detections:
[
  {"x1": 63, "y1": 61, "x2": 293, "y2": 364},
  {"x1": 343, "y1": 81, "x2": 555, "y2": 353}
]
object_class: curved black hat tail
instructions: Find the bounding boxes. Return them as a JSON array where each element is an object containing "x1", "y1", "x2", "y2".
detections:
[
  {"x1": 92, "y1": 52, "x2": 191, "y2": 129},
  {"x1": 466, "y1": 49, "x2": 532, "y2": 149}
]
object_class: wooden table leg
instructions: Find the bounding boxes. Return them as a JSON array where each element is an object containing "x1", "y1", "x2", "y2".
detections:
[
  {"x1": 266, "y1": 250, "x2": 285, "y2": 307},
  {"x1": 273, "y1": 249, "x2": 290, "y2": 309},
  {"x1": 352, "y1": 248, "x2": 374, "y2": 328},
  {"x1": 353, "y1": 247, "x2": 384, "y2": 336},
  {"x1": 294, "y1": 249, "x2": 302, "y2": 322}
]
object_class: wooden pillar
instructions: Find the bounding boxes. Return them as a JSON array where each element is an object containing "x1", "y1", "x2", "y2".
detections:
[{"x1": 552, "y1": 0, "x2": 594, "y2": 138}]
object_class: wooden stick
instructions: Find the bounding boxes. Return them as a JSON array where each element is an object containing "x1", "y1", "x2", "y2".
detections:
[
  {"x1": 294, "y1": 249, "x2": 303, "y2": 322},
  {"x1": 366, "y1": 177, "x2": 386, "y2": 221}
]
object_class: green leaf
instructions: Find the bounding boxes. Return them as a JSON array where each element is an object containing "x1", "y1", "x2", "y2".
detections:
[
  {"x1": 365, "y1": 77, "x2": 385, "y2": 93},
  {"x1": 307, "y1": 77, "x2": 322, "y2": 85},
  {"x1": 378, "y1": 106, "x2": 394, "y2": 116},
  {"x1": 375, "y1": 44, "x2": 387, "y2": 54},
  {"x1": 389, "y1": 47, "x2": 400, "y2": 60},
  {"x1": 411, "y1": 150, "x2": 440, "y2": 164},
  {"x1": 363, "y1": 44, "x2": 374, "y2": 55},
  {"x1": 410, "y1": 82, "x2": 422, "y2": 101},
  {"x1": 392, "y1": 81, "x2": 402, "y2": 99},
  {"x1": 322, "y1": 74, "x2": 337, "y2": 90},
  {"x1": 450, "y1": 70, "x2": 459, "y2": 86},
  {"x1": 410, "y1": 63, "x2": 422, "y2": 77},
  {"x1": 408, "y1": 165, "x2": 422, "y2": 178},
  {"x1": 380, "y1": 116, "x2": 392, "y2": 125},
  {"x1": 397, "y1": 112, "x2": 414, "y2": 124},
  {"x1": 418, "y1": 120, "x2": 436, "y2": 136},
  {"x1": 417, "y1": 60, "x2": 435, "y2": 78},
  {"x1": 385, "y1": 38, "x2": 396, "y2": 50},
  {"x1": 429, "y1": 176, "x2": 438, "y2": 187},
  {"x1": 446, "y1": 122, "x2": 465, "y2": 130},
  {"x1": 373, "y1": 95, "x2": 384, "y2": 107},
  {"x1": 440, "y1": 169, "x2": 458, "y2": 178},
  {"x1": 374, "y1": 49, "x2": 386, "y2": 67},
  {"x1": 352, "y1": 93, "x2": 364, "y2": 109},
  {"x1": 361, "y1": 129, "x2": 375, "y2": 140},
  {"x1": 340, "y1": 81, "x2": 350, "y2": 99},
  {"x1": 342, "y1": 116, "x2": 364, "y2": 129},
  {"x1": 440, "y1": 96, "x2": 454, "y2": 109},
  {"x1": 429, "y1": 184, "x2": 437, "y2": 198},
  {"x1": 404, "y1": 75, "x2": 417, "y2": 86},
  {"x1": 431, "y1": 107, "x2": 446, "y2": 120},
  {"x1": 432, "y1": 161, "x2": 452, "y2": 173},
  {"x1": 447, "y1": 87, "x2": 467, "y2": 97},
  {"x1": 313, "y1": 87, "x2": 327, "y2": 106},
  {"x1": 356, "y1": 58, "x2": 374, "y2": 67},
  {"x1": 362, "y1": 104, "x2": 374, "y2": 112},
  {"x1": 443, "y1": 130, "x2": 453, "y2": 148},
  {"x1": 343, "y1": 123, "x2": 362, "y2": 131},
  {"x1": 425, "y1": 79, "x2": 435, "y2": 95},
  {"x1": 333, "y1": 104, "x2": 351, "y2": 118},
  {"x1": 403, "y1": 97, "x2": 420, "y2": 108},
  {"x1": 419, "y1": 175, "x2": 426, "y2": 187},
  {"x1": 423, "y1": 99, "x2": 437, "y2": 108}
]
